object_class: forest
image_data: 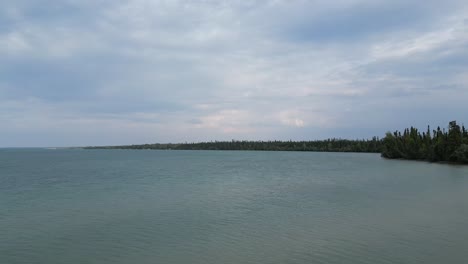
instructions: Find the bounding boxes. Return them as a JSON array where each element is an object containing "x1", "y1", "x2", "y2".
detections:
[
  {"x1": 85, "y1": 121, "x2": 468, "y2": 164},
  {"x1": 85, "y1": 138, "x2": 382, "y2": 153},
  {"x1": 381, "y1": 121, "x2": 468, "y2": 164}
]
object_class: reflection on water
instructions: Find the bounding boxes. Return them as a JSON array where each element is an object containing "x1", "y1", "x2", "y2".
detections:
[{"x1": 1, "y1": 149, "x2": 468, "y2": 264}]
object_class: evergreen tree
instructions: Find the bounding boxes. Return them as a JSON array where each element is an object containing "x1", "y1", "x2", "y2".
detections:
[{"x1": 382, "y1": 121, "x2": 467, "y2": 164}]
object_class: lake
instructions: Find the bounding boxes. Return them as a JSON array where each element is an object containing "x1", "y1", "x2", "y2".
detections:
[{"x1": 1, "y1": 149, "x2": 468, "y2": 264}]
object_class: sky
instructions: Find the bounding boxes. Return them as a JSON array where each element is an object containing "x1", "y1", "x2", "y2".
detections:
[{"x1": 1, "y1": 0, "x2": 468, "y2": 147}]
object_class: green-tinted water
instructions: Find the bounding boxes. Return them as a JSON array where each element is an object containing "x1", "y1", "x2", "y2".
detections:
[{"x1": 1, "y1": 149, "x2": 468, "y2": 264}]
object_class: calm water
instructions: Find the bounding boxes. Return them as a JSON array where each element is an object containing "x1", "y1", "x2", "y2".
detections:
[{"x1": 1, "y1": 149, "x2": 468, "y2": 264}]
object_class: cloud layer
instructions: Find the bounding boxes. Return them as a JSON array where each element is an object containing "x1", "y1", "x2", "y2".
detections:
[{"x1": 1, "y1": 0, "x2": 468, "y2": 147}]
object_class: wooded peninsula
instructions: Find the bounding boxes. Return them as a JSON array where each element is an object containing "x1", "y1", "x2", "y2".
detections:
[
  {"x1": 381, "y1": 121, "x2": 468, "y2": 164},
  {"x1": 85, "y1": 121, "x2": 468, "y2": 164}
]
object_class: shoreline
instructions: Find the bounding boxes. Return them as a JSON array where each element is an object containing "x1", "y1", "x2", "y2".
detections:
[{"x1": 381, "y1": 156, "x2": 468, "y2": 166}]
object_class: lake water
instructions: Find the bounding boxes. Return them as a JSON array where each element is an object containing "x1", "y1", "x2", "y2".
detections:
[{"x1": 1, "y1": 149, "x2": 468, "y2": 264}]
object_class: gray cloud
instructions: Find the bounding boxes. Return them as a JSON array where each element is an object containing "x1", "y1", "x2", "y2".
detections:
[
  {"x1": 276, "y1": 0, "x2": 463, "y2": 42},
  {"x1": 1, "y1": 0, "x2": 467, "y2": 147}
]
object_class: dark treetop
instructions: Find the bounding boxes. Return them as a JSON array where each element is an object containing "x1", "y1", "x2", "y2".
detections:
[
  {"x1": 84, "y1": 121, "x2": 468, "y2": 164},
  {"x1": 85, "y1": 138, "x2": 382, "y2": 153},
  {"x1": 381, "y1": 121, "x2": 468, "y2": 164}
]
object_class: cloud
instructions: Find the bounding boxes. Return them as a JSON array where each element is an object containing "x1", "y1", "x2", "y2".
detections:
[{"x1": 0, "y1": 0, "x2": 468, "y2": 146}]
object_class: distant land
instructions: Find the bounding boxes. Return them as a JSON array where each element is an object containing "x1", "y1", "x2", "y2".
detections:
[
  {"x1": 84, "y1": 138, "x2": 383, "y2": 153},
  {"x1": 85, "y1": 121, "x2": 468, "y2": 164}
]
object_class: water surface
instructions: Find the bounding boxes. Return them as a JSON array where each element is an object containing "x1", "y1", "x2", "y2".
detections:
[{"x1": 1, "y1": 149, "x2": 468, "y2": 264}]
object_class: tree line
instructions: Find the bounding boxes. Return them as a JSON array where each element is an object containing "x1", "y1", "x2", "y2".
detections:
[
  {"x1": 84, "y1": 121, "x2": 468, "y2": 164},
  {"x1": 382, "y1": 121, "x2": 468, "y2": 164},
  {"x1": 85, "y1": 138, "x2": 382, "y2": 153}
]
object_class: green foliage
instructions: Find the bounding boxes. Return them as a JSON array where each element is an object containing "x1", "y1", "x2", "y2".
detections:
[
  {"x1": 85, "y1": 121, "x2": 467, "y2": 164},
  {"x1": 85, "y1": 138, "x2": 383, "y2": 153},
  {"x1": 382, "y1": 121, "x2": 468, "y2": 164}
]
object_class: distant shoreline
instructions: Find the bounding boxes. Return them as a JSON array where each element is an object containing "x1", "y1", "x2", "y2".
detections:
[
  {"x1": 82, "y1": 120, "x2": 468, "y2": 165},
  {"x1": 80, "y1": 146, "x2": 468, "y2": 165},
  {"x1": 82, "y1": 138, "x2": 383, "y2": 153},
  {"x1": 81, "y1": 147, "x2": 381, "y2": 154}
]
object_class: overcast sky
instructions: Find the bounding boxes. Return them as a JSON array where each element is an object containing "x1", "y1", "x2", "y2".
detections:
[{"x1": 1, "y1": 0, "x2": 468, "y2": 147}]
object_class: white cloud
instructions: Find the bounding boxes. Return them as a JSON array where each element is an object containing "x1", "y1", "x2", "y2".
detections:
[
  {"x1": 1, "y1": 0, "x2": 468, "y2": 146},
  {"x1": 370, "y1": 16, "x2": 468, "y2": 60},
  {"x1": 195, "y1": 109, "x2": 254, "y2": 134},
  {"x1": 0, "y1": 32, "x2": 31, "y2": 54},
  {"x1": 278, "y1": 110, "x2": 305, "y2": 128}
]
